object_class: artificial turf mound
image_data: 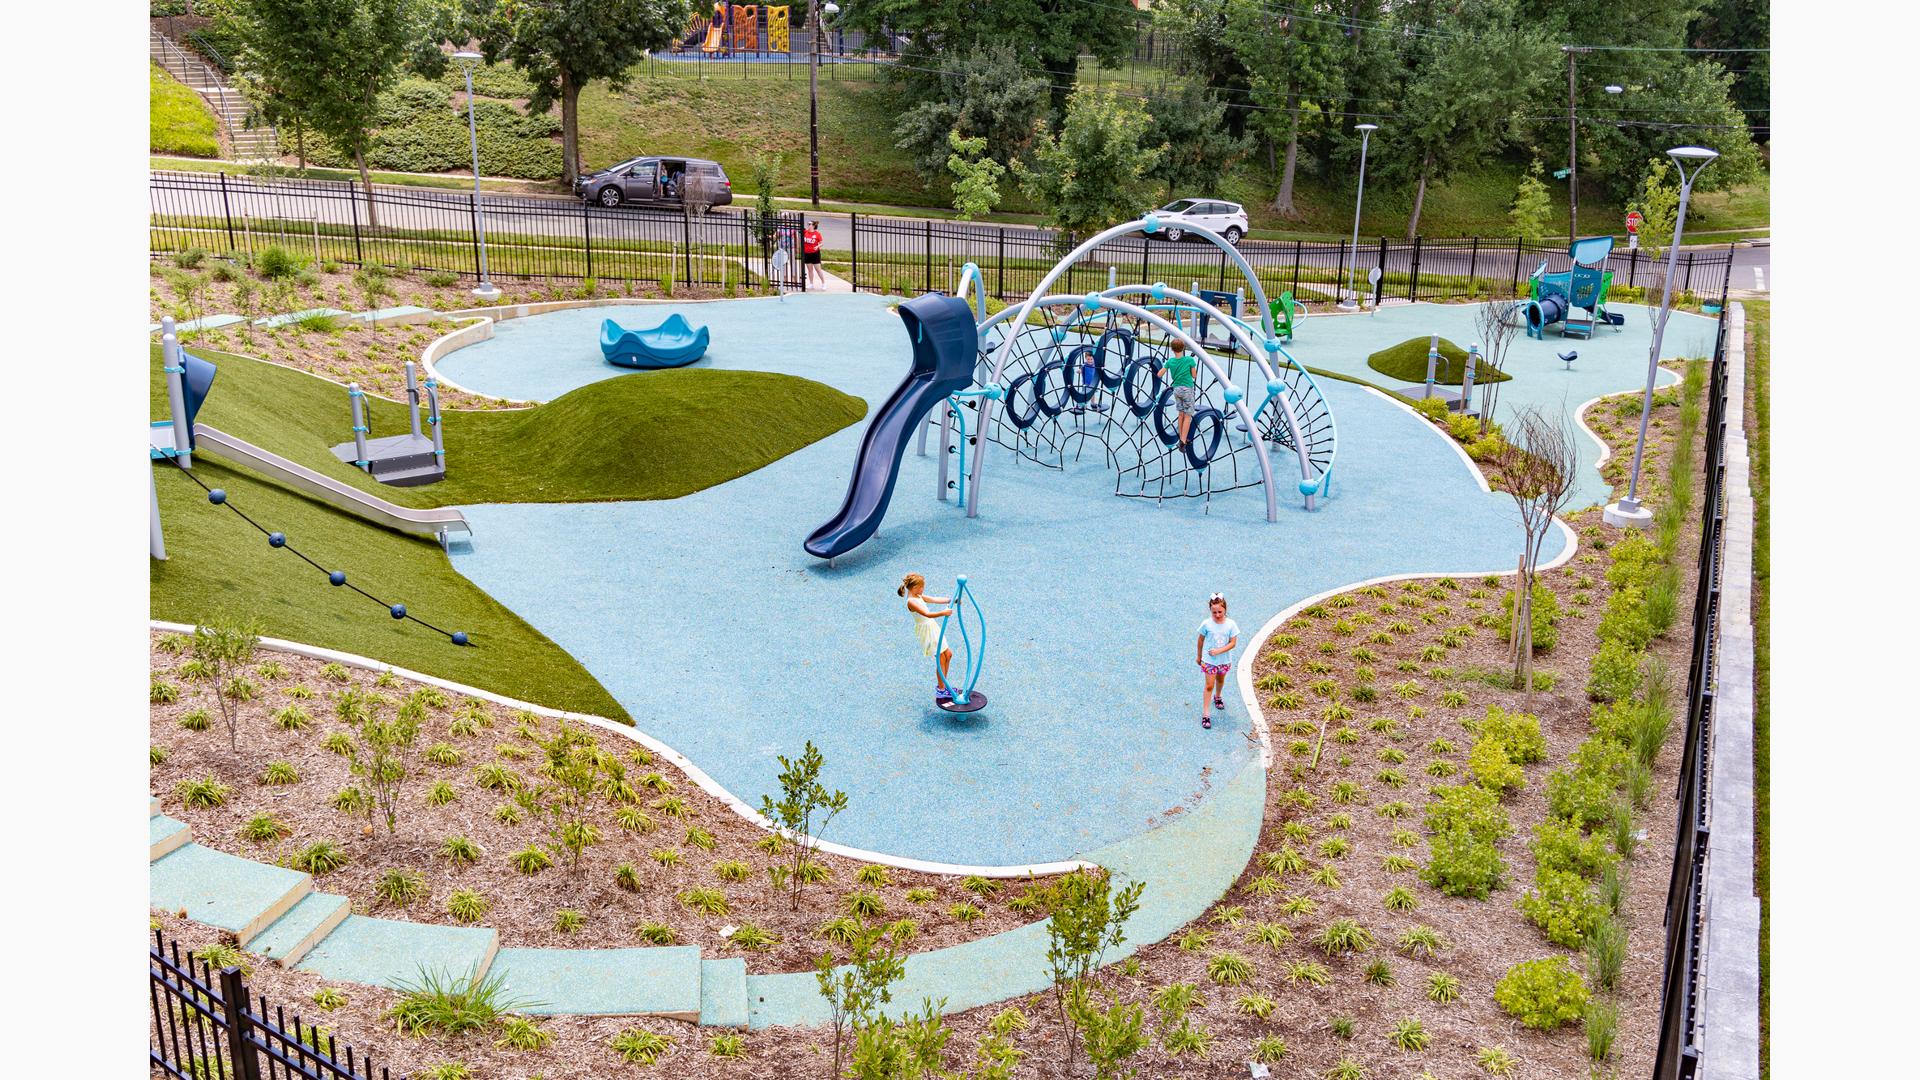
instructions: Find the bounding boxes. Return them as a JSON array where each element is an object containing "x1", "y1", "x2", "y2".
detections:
[
  {"x1": 151, "y1": 344, "x2": 867, "y2": 716},
  {"x1": 1366, "y1": 336, "x2": 1512, "y2": 386}
]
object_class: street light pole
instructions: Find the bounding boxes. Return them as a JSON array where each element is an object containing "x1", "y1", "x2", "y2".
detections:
[
  {"x1": 807, "y1": 1, "x2": 826, "y2": 206},
  {"x1": 454, "y1": 52, "x2": 499, "y2": 301},
  {"x1": 1340, "y1": 123, "x2": 1378, "y2": 310},
  {"x1": 1604, "y1": 145, "x2": 1718, "y2": 529}
]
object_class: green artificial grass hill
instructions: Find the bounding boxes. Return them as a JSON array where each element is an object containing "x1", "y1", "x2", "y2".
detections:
[
  {"x1": 151, "y1": 344, "x2": 867, "y2": 507},
  {"x1": 150, "y1": 343, "x2": 867, "y2": 716},
  {"x1": 1365, "y1": 336, "x2": 1512, "y2": 386}
]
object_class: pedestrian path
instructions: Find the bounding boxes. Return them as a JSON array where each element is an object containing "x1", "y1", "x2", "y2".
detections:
[{"x1": 148, "y1": 754, "x2": 1261, "y2": 1028}]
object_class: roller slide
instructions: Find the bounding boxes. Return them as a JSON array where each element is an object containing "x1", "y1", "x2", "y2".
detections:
[
  {"x1": 192, "y1": 425, "x2": 471, "y2": 548},
  {"x1": 701, "y1": 24, "x2": 724, "y2": 51},
  {"x1": 805, "y1": 294, "x2": 979, "y2": 560}
]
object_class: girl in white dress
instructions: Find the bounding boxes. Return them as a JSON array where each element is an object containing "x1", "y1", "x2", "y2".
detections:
[{"x1": 898, "y1": 573, "x2": 955, "y2": 701}]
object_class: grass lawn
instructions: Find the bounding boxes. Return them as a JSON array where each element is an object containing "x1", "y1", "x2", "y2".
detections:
[
  {"x1": 1365, "y1": 335, "x2": 1512, "y2": 385},
  {"x1": 1745, "y1": 299, "x2": 1770, "y2": 1078},
  {"x1": 151, "y1": 64, "x2": 219, "y2": 159},
  {"x1": 151, "y1": 342, "x2": 866, "y2": 715}
]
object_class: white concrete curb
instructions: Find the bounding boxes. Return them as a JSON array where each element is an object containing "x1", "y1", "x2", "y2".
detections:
[
  {"x1": 1700, "y1": 302, "x2": 1761, "y2": 1080},
  {"x1": 149, "y1": 621, "x2": 1094, "y2": 880}
]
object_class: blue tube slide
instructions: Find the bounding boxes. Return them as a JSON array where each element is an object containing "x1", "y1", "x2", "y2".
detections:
[
  {"x1": 1527, "y1": 294, "x2": 1568, "y2": 336},
  {"x1": 804, "y1": 293, "x2": 981, "y2": 560}
]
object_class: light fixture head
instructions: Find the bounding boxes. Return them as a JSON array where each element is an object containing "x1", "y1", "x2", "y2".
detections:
[
  {"x1": 1667, "y1": 146, "x2": 1720, "y2": 164},
  {"x1": 823, "y1": 1, "x2": 839, "y2": 14},
  {"x1": 1355, "y1": 123, "x2": 1379, "y2": 133},
  {"x1": 452, "y1": 50, "x2": 482, "y2": 63},
  {"x1": 1604, "y1": 84, "x2": 1624, "y2": 94}
]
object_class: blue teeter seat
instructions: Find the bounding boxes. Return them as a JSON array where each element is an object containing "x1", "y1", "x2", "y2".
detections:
[{"x1": 600, "y1": 314, "x2": 710, "y2": 369}]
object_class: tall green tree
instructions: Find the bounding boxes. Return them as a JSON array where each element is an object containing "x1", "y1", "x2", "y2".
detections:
[
  {"x1": 891, "y1": 45, "x2": 1048, "y2": 181},
  {"x1": 1152, "y1": 0, "x2": 1257, "y2": 137},
  {"x1": 1380, "y1": 0, "x2": 1556, "y2": 238},
  {"x1": 1688, "y1": 0, "x2": 1768, "y2": 142},
  {"x1": 1142, "y1": 82, "x2": 1251, "y2": 199},
  {"x1": 219, "y1": 0, "x2": 448, "y2": 224},
  {"x1": 1225, "y1": 0, "x2": 1347, "y2": 217},
  {"x1": 842, "y1": 0, "x2": 1137, "y2": 117},
  {"x1": 1013, "y1": 87, "x2": 1164, "y2": 237},
  {"x1": 473, "y1": 0, "x2": 696, "y2": 185}
]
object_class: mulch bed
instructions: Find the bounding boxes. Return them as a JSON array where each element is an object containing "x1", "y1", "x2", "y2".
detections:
[
  {"x1": 149, "y1": 264, "x2": 737, "y2": 408},
  {"x1": 150, "y1": 644, "x2": 1052, "y2": 976}
]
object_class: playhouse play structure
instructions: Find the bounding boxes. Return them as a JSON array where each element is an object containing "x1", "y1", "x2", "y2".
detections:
[
  {"x1": 328, "y1": 361, "x2": 446, "y2": 486},
  {"x1": 685, "y1": 4, "x2": 791, "y2": 56},
  {"x1": 1525, "y1": 235, "x2": 1626, "y2": 340},
  {"x1": 803, "y1": 216, "x2": 1340, "y2": 563},
  {"x1": 600, "y1": 314, "x2": 712, "y2": 369}
]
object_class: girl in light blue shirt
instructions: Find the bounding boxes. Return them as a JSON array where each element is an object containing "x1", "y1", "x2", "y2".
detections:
[{"x1": 1196, "y1": 592, "x2": 1240, "y2": 729}]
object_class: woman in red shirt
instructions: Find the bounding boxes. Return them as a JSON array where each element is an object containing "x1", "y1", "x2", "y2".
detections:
[{"x1": 802, "y1": 220, "x2": 824, "y2": 289}]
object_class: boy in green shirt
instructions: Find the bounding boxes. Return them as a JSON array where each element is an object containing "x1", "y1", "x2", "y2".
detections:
[{"x1": 1159, "y1": 338, "x2": 1198, "y2": 446}]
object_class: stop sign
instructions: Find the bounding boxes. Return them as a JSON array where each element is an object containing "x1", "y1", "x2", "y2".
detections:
[{"x1": 1625, "y1": 211, "x2": 1643, "y2": 234}]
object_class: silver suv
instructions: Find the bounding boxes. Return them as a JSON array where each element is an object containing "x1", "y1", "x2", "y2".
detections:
[
  {"x1": 1146, "y1": 198, "x2": 1250, "y2": 245},
  {"x1": 575, "y1": 156, "x2": 734, "y2": 209}
]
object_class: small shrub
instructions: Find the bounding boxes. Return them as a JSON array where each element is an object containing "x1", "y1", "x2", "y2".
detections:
[
  {"x1": 439, "y1": 835, "x2": 482, "y2": 866},
  {"x1": 1585, "y1": 916, "x2": 1627, "y2": 991},
  {"x1": 1362, "y1": 959, "x2": 1395, "y2": 986},
  {"x1": 447, "y1": 889, "x2": 491, "y2": 923},
  {"x1": 272, "y1": 705, "x2": 314, "y2": 731},
  {"x1": 150, "y1": 745, "x2": 170, "y2": 766},
  {"x1": 636, "y1": 922, "x2": 678, "y2": 945},
  {"x1": 1586, "y1": 998, "x2": 1620, "y2": 1064},
  {"x1": 554, "y1": 908, "x2": 585, "y2": 933},
  {"x1": 1236, "y1": 992, "x2": 1276, "y2": 1019},
  {"x1": 375, "y1": 868, "x2": 426, "y2": 907},
  {"x1": 1477, "y1": 1045, "x2": 1519, "y2": 1076},
  {"x1": 1389, "y1": 1016, "x2": 1430, "y2": 1051},
  {"x1": 1427, "y1": 970, "x2": 1463, "y2": 1003},
  {"x1": 176, "y1": 776, "x2": 231, "y2": 809},
  {"x1": 1284, "y1": 960, "x2": 1332, "y2": 986},
  {"x1": 1314, "y1": 918, "x2": 1373, "y2": 957},
  {"x1": 1586, "y1": 641, "x2": 1644, "y2": 702},
  {"x1": 610, "y1": 1028, "x2": 674, "y2": 1064},
  {"x1": 178, "y1": 708, "x2": 212, "y2": 732},
  {"x1": 1494, "y1": 956, "x2": 1590, "y2": 1030},
  {"x1": 238, "y1": 814, "x2": 291, "y2": 842},
  {"x1": 312, "y1": 987, "x2": 349, "y2": 1010},
  {"x1": 1205, "y1": 951, "x2": 1254, "y2": 986},
  {"x1": 1382, "y1": 886, "x2": 1418, "y2": 912},
  {"x1": 680, "y1": 887, "x2": 728, "y2": 916},
  {"x1": 322, "y1": 731, "x2": 355, "y2": 756},
  {"x1": 948, "y1": 900, "x2": 984, "y2": 922},
  {"x1": 495, "y1": 1014, "x2": 552, "y2": 1051},
  {"x1": 292, "y1": 841, "x2": 348, "y2": 875},
  {"x1": 727, "y1": 924, "x2": 778, "y2": 951},
  {"x1": 510, "y1": 845, "x2": 552, "y2": 875}
]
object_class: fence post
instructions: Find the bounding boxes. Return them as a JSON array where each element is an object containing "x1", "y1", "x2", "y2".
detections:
[
  {"x1": 1291, "y1": 239, "x2": 1302, "y2": 297},
  {"x1": 583, "y1": 202, "x2": 594, "y2": 280},
  {"x1": 217, "y1": 967, "x2": 260, "y2": 1080},
  {"x1": 997, "y1": 227, "x2": 1006, "y2": 298},
  {"x1": 1512, "y1": 238, "x2": 1524, "y2": 294},
  {"x1": 1683, "y1": 250, "x2": 1695, "y2": 295},
  {"x1": 682, "y1": 208, "x2": 693, "y2": 286},
  {"x1": 349, "y1": 189, "x2": 363, "y2": 264},
  {"x1": 1375, "y1": 237, "x2": 1388, "y2": 304},
  {"x1": 219, "y1": 172, "x2": 236, "y2": 252},
  {"x1": 923, "y1": 219, "x2": 932, "y2": 295},
  {"x1": 468, "y1": 195, "x2": 484, "y2": 281},
  {"x1": 1138, "y1": 235, "x2": 1149, "y2": 287},
  {"x1": 1333, "y1": 239, "x2": 1347, "y2": 306},
  {"x1": 1629, "y1": 246, "x2": 1639, "y2": 289},
  {"x1": 1408, "y1": 236, "x2": 1422, "y2": 302},
  {"x1": 1466, "y1": 236, "x2": 1478, "y2": 294},
  {"x1": 850, "y1": 213, "x2": 859, "y2": 290}
]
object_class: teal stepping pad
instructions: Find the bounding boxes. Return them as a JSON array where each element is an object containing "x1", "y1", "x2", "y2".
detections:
[
  {"x1": 491, "y1": 946, "x2": 702, "y2": 1018},
  {"x1": 150, "y1": 844, "x2": 309, "y2": 943},
  {"x1": 150, "y1": 814, "x2": 190, "y2": 860},
  {"x1": 699, "y1": 958, "x2": 749, "y2": 1028},
  {"x1": 248, "y1": 892, "x2": 350, "y2": 965},
  {"x1": 295, "y1": 915, "x2": 497, "y2": 989}
]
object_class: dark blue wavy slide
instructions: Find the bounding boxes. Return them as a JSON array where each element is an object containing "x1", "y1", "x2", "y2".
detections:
[{"x1": 805, "y1": 293, "x2": 980, "y2": 560}]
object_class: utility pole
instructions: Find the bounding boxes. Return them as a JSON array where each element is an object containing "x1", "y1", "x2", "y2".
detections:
[
  {"x1": 808, "y1": 0, "x2": 821, "y2": 206},
  {"x1": 1563, "y1": 46, "x2": 1590, "y2": 241}
]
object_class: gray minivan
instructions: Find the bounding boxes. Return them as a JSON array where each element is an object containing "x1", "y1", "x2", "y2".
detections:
[{"x1": 574, "y1": 156, "x2": 734, "y2": 209}]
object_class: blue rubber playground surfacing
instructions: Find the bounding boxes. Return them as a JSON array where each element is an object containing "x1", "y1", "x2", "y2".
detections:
[{"x1": 438, "y1": 294, "x2": 1572, "y2": 867}]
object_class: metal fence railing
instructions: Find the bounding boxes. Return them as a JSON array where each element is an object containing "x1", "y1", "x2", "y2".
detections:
[
  {"x1": 1651, "y1": 299, "x2": 1735, "y2": 1080},
  {"x1": 150, "y1": 172, "x2": 807, "y2": 293},
  {"x1": 151, "y1": 929, "x2": 394, "y2": 1080},
  {"x1": 842, "y1": 214, "x2": 1737, "y2": 309}
]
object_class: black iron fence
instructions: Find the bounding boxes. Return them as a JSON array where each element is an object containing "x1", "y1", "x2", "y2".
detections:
[
  {"x1": 151, "y1": 929, "x2": 394, "y2": 1080},
  {"x1": 150, "y1": 172, "x2": 806, "y2": 293},
  {"x1": 841, "y1": 214, "x2": 1736, "y2": 310},
  {"x1": 1651, "y1": 304, "x2": 1734, "y2": 1080}
]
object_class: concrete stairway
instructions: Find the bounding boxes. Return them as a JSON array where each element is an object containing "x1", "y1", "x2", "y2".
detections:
[{"x1": 149, "y1": 29, "x2": 278, "y2": 161}]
